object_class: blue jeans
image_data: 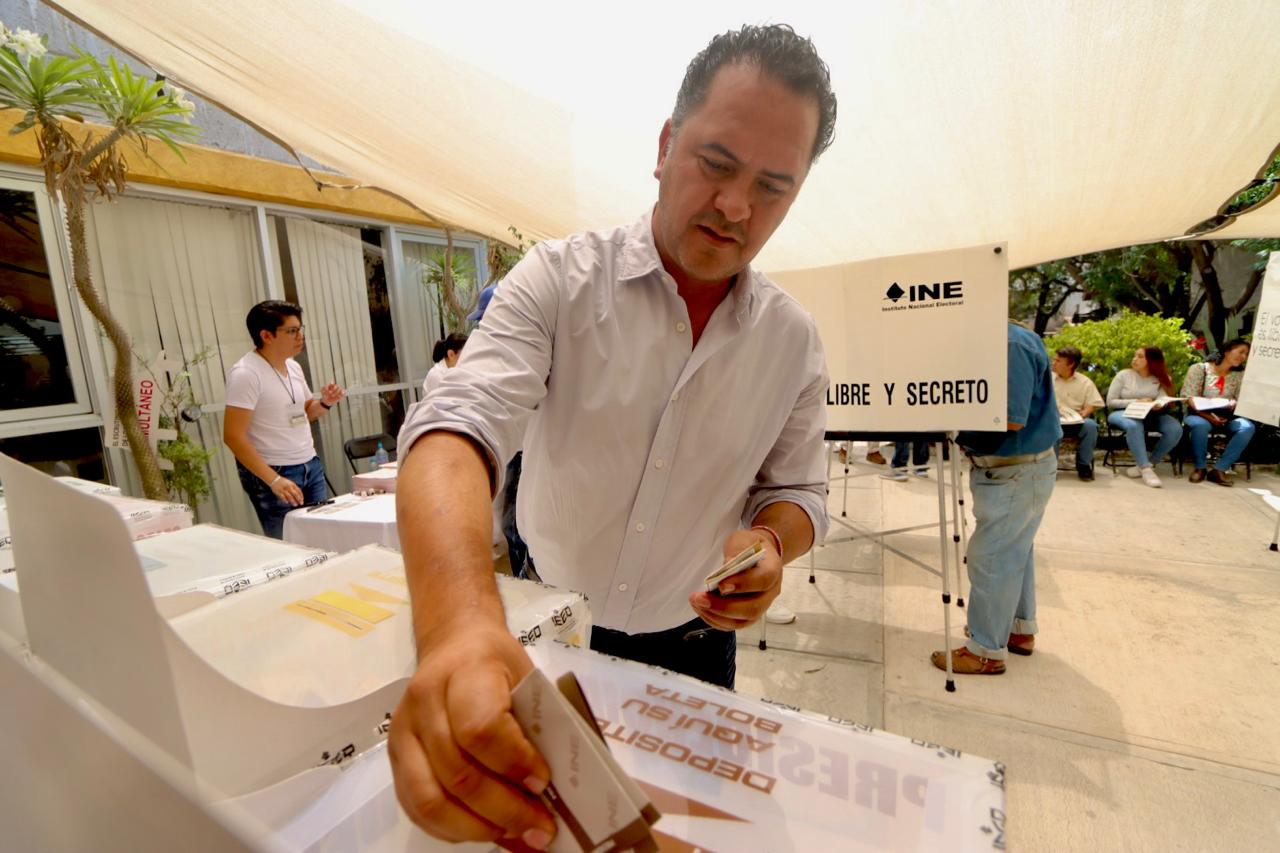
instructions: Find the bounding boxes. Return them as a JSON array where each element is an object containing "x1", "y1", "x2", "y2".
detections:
[
  {"x1": 236, "y1": 457, "x2": 327, "y2": 539},
  {"x1": 1185, "y1": 415, "x2": 1255, "y2": 471},
  {"x1": 1055, "y1": 419, "x2": 1098, "y2": 470},
  {"x1": 891, "y1": 440, "x2": 930, "y2": 470},
  {"x1": 1107, "y1": 410, "x2": 1182, "y2": 468},
  {"x1": 503, "y1": 452, "x2": 530, "y2": 578},
  {"x1": 965, "y1": 453, "x2": 1056, "y2": 660}
]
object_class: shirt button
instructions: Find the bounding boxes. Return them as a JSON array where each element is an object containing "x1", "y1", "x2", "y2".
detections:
[
  {"x1": 618, "y1": 583, "x2": 628, "y2": 592},
  {"x1": 671, "y1": 391, "x2": 680, "y2": 402},
  {"x1": 635, "y1": 522, "x2": 646, "y2": 533},
  {"x1": 676, "y1": 322, "x2": 687, "y2": 333},
  {"x1": 654, "y1": 459, "x2": 665, "y2": 469}
]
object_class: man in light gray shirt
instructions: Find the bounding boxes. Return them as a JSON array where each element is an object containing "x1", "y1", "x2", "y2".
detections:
[{"x1": 390, "y1": 25, "x2": 837, "y2": 848}]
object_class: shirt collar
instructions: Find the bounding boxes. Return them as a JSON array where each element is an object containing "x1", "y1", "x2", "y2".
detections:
[{"x1": 618, "y1": 209, "x2": 758, "y2": 320}]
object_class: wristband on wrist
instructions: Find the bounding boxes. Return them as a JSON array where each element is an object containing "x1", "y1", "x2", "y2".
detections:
[
  {"x1": 268, "y1": 475, "x2": 282, "y2": 488},
  {"x1": 320, "y1": 400, "x2": 332, "y2": 410},
  {"x1": 750, "y1": 524, "x2": 784, "y2": 559}
]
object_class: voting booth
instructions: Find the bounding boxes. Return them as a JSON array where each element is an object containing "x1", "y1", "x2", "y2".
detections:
[{"x1": 772, "y1": 244, "x2": 1009, "y2": 685}]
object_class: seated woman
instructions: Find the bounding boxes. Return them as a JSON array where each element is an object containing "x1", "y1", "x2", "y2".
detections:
[
  {"x1": 1181, "y1": 338, "x2": 1254, "y2": 486},
  {"x1": 422, "y1": 332, "x2": 468, "y2": 395},
  {"x1": 1106, "y1": 346, "x2": 1183, "y2": 488}
]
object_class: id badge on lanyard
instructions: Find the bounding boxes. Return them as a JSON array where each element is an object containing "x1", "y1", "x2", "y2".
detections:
[{"x1": 290, "y1": 407, "x2": 308, "y2": 427}]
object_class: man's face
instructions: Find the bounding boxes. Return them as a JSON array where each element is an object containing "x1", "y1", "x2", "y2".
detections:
[
  {"x1": 264, "y1": 318, "x2": 305, "y2": 358},
  {"x1": 653, "y1": 63, "x2": 820, "y2": 287},
  {"x1": 1051, "y1": 355, "x2": 1075, "y2": 379}
]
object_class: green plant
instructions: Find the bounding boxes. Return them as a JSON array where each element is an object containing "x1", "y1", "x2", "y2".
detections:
[
  {"x1": 1044, "y1": 312, "x2": 1197, "y2": 396},
  {"x1": 0, "y1": 21, "x2": 198, "y2": 499},
  {"x1": 420, "y1": 231, "x2": 478, "y2": 334},
  {"x1": 136, "y1": 347, "x2": 216, "y2": 511},
  {"x1": 156, "y1": 425, "x2": 215, "y2": 510}
]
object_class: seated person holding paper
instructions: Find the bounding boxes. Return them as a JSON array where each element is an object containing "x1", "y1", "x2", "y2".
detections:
[
  {"x1": 1181, "y1": 338, "x2": 1254, "y2": 486},
  {"x1": 1106, "y1": 346, "x2": 1183, "y2": 488},
  {"x1": 1051, "y1": 346, "x2": 1103, "y2": 480}
]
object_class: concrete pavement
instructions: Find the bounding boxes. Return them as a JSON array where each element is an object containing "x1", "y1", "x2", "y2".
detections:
[{"x1": 735, "y1": 451, "x2": 1280, "y2": 851}]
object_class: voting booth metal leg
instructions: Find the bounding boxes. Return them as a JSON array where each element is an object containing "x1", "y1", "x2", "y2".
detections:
[
  {"x1": 948, "y1": 435, "x2": 968, "y2": 608},
  {"x1": 1271, "y1": 508, "x2": 1280, "y2": 551},
  {"x1": 934, "y1": 445, "x2": 956, "y2": 692}
]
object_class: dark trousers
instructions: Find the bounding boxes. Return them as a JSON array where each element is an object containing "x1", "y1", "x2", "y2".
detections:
[
  {"x1": 891, "y1": 440, "x2": 930, "y2": 469},
  {"x1": 589, "y1": 617, "x2": 737, "y2": 689},
  {"x1": 503, "y1": 452, "x2": 529, "y2": 577},
  {"x1": 236, "y1": 457, "x2": 326, "y2": 539}
]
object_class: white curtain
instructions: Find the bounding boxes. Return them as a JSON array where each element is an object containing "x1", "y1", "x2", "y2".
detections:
[
  {"x1": 84, "y1": 194, "x2": 264, "y2": 531},
  {"x1": 399, "y1": 240, "x2": 448, "y2": 390},
  {"x1": 278, "y1": 217, "x2": 380, "y2": 493}
]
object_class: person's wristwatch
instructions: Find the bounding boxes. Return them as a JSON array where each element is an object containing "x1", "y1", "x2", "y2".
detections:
[{"x1": 320, "y1": 401, "x2": 332, "y2": 410}]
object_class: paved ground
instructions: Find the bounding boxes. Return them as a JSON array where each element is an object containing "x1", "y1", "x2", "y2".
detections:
[{"x1": 735, "y1": 448, "x2": 1280, "y2": 851}]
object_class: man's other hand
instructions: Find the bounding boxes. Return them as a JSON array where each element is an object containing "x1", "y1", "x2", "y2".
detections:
[{"x1": 688, "y1": 528, "x2": 783, "y2": 630}]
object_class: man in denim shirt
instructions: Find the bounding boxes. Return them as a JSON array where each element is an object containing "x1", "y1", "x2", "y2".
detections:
[{"x1": 934, "y1": 323, "x2": 1061, "y2": 674}]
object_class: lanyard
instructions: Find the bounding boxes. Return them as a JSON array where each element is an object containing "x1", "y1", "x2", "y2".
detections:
[{"x1": 259, "y1": 353, "x2": 297, "y2": 404}]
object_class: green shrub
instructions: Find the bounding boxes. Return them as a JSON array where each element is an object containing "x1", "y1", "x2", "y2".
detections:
[{"x1": 1044, "y1": 312, "x2": 1197, "y2": 397}]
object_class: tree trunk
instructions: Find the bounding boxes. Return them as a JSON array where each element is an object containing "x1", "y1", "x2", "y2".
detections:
[
  {"x1": 64, "y1": 197, "x2": 167, "y2": 499},
  {"x1": 1189, "y1": 243, "x2": 1228, "y2": 349}
]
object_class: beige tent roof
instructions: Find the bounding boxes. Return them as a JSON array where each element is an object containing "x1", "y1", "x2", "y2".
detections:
[{"x1": 51, "y1": 0, "x2": 1280, "y2": 272}]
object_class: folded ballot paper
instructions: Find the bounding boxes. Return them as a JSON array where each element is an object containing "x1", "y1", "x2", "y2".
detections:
[{"x1": 507, "y1": 668, "x2": 659, "y2": 853}]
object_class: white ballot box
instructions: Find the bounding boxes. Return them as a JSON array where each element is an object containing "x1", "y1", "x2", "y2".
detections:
[
  {"x1": 168, "y1": 545, "x2": 591, "y2": 708},
  {"x1": 220, "y1": 641, "x2": 1004, "y2": 853}
]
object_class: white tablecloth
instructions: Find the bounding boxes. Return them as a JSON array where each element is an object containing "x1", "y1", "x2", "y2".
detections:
[
  {"x1": 282, "y1": 493, "x2": 399, "y2": 553},
  {"x1": 350, "y1": 467, "x2": 397, "y2": 493}
]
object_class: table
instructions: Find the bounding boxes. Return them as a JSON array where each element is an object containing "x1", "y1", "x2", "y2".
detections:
[
  {"x1": 282, "y1": 493, "x2": 399, "y2": 552},
  {"x1": 350, "y1": 466, "x2": 397, "y2": 493}
]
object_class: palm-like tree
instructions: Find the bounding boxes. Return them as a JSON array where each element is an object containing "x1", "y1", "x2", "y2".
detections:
[{"x1": 0, "y1": 25, "x2": 198, "y2": 498}]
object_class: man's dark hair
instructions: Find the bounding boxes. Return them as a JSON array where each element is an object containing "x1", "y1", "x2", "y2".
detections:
[
  {"x1": 1056, "y1": 346, "x2": 1083, "y2": 369},
  {"x1": 432, "y1": 332, "x2": 469, "y2": 364},
  {"x1": 246, "y1": 300, "x2": 302, "y2": 348},
  {"x1": 672, "y1": 24, "x2": 837, "y2": 164}
]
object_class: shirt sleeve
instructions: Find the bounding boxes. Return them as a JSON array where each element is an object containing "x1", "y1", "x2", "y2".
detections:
[
  {"x1": 1006, "y1": 335, "x2": 1037, "y2": 427},
  {"x1": 397, "y1": 246, "x2": 559, "y2": 496},
  {"x1": 741, "y1": 324, "x2": 831, "y2": 547},
  {"x1": 1084, "y1": 376, "x2": 1105, "y2": 409},
  {"x1": 1106, "y1": 370, "x2": 1134, "y2": 408},
  {"x1": 1179, "y1": 363, "x2": 1203, "y2": 398},
  {"x1": 224, "y1": 364, "x2": 260, "y2": 410}
]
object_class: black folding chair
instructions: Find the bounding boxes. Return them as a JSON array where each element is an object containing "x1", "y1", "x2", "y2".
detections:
[{"x1": 343, "y1": 433, "x2": 397, "y2": 474}]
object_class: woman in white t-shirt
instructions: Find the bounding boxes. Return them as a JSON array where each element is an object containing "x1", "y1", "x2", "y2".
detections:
[
  {"x1": 1105, "y1": 346, "x2": 1183, "y2": 488},
  {"x1": 223, "y1": 301, "x2": 345, "y2": 538},
  {"x1": 421, "y1": 332, "x2": 469, "y2": 396}
]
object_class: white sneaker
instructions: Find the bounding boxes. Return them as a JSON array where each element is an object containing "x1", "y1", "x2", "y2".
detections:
[
  {"x1": 913, "y1": 468, "x2": 929, "y2": 478},
  {"x1": 880, "y1": 470, "x2": 909, "y2": 481},
  {"x1": 765, "y1": 603, "x2": 796, "y2": 624},
  {"x1": 1139, "y1": 466, "x2": 1162, "y2": 488},
  {"x1": 1125, "y1": 465, "x2": 1143, "y2": 478}
]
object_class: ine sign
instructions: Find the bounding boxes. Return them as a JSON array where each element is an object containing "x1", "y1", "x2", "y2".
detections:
[
  {"x1": 771, "y1": 243, "x2": 1008, "y2": 431},
  {"x1": 1235, "y1": 254, "x2": 1280, "y2": 426}
]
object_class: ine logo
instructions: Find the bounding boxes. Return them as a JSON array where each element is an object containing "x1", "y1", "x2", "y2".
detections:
[{"x1": 882, "y1": 280, "x2": 965, "y2": 311}]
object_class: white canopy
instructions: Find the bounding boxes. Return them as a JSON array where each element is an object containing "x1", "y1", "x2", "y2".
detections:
[{"x1": 51, "y1": 0, "x2": 1280, "y2": 272}]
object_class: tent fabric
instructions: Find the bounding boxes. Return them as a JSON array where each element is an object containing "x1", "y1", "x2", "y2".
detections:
[
  {"x1": 1208, "y1": 194, "x2": 1280, "y2": 240},
  {"x1": 49, "y1": 1, "x2": 1280, "y2": 273}
]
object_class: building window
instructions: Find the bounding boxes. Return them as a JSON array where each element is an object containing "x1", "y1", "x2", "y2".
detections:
[{"x1": 0, "y1": 184, "x2": 92, "y2": 423}]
